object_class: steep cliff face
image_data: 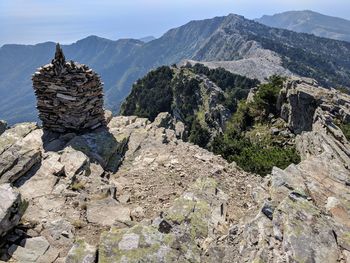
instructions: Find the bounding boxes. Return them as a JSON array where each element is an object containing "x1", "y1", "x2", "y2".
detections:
[{"x1": 0, "y1": 78, "x2": 349, "y2": 262}]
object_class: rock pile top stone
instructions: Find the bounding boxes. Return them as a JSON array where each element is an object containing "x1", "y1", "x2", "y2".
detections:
[{"x1": 32, "y1": 43, "x2": 106, "y2": 133}]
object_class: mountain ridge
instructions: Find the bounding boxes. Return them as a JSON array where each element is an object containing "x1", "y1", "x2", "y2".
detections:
[
  {"x1": 256, "y1": 10, "x2": 350, "y2": 42},
  {"x1": 2, "y1": 12, "x2": 350, "y2": 124}
]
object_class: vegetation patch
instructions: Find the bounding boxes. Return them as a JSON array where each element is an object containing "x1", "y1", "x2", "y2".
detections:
[{"x1": 211, "y1": 76, "x2": 300, "y2": 176}]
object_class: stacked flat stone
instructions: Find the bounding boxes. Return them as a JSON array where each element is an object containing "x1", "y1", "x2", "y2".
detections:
[{"x1": 32, "y1": 43, "x2": 106, "y2": 133}]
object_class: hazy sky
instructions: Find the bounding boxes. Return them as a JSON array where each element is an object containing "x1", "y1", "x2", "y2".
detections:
[{"x1": 1, "y1": 0, "x2": 349, "y2": 46}]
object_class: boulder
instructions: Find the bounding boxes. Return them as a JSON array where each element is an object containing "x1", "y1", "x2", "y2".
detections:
[
  {"x1": 153, "y1": 112, "x2": 174, "y2": 129},
  {"x1": 60, "y1": 147, "x2": 90, "y2": 178},
  {"x1": 274, "y1": 195, "x2": 339, "y2": 263},
  {"x1": 41, "y1": 219, "x2": 75, "y2": 257},
  {"x1": 0, "y1": 122, "x2": 38, "y2": 156},
  {"x1": 0, "y1": 145, "x2": 41, "y2": 183},
  {"x1": 0, "y1": 124, "x2": 42, "y2": 184},
  {"x1": 0, "y1": 184, "x2": 27, "y2": 237},
  {"x1": 23, "y1": 236, "x2": 50, "y2": 256},
  {"x1": 17, "y1": 152, "x2": 62, "y2": 200},
  {"x1": 104, "y1": 110, "x2": 113, "y2": 124},
  {"x1": 7, "y1": 236, "x2": 51, "y2": 262},
  {"x1": 68, "y1": 129, "x2": 128, "y2": 172},
  {"x1": 99, "y1": 225, "x2": 179, "y2": 263}
]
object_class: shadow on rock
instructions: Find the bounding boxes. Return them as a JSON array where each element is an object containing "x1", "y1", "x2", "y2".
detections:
[{"x1": 41, "y1": 126, "x2": 129, "y2": 173}]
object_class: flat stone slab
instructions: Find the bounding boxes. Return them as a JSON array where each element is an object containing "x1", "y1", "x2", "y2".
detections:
[{"x1": 86, "y1": 198, "x2": 131, "y2": 226}]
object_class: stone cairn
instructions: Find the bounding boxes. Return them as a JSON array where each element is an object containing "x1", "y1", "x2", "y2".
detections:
[{"x1": 32, "y1": 43, "x2": 106, "y2": 133}]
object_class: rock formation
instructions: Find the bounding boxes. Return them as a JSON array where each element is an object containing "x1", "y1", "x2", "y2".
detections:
[
  {"x1": 0, "y1": 184, "x2": 26, "y2": 238},
  {"x1": 32, "y1": 44, "x2": 106, "y2": 133}
]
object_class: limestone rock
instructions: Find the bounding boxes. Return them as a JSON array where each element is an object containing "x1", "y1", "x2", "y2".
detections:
[
  {"x1": 23, "y1": 237, "x2": 50, "y2": 256},
  {"x1": 7, "y1": 236, "x2": 51, "y2": 262},
  {"x1": 66, "y1": 240, "x2": 96, "y2": 263},
  {"x1": 0, "y1": 123, "x2": 42, "y2": 184},
  {"x1": 16, "y1": 153, "x2": 62, "y2": 199},
  {"x1": 104, "y1": 110, "x2": 113, "y2": 124},
  {"x1": 60, "y1": 146, "x2": 90, "y2": 178},
  {"x1": 0, "y1": 145, "x2": 41, "y2": 183},
  {"x1": 275, "y1": 195, "x2": 338, "y2": 263},
  {"x1": 8, "y1": 244, "x2": 41, "y2": 262},
  {"x1": 0, "y1": 122, "x2": 38, "y2": 155},
  {"x1": 68, "y1": 129, "x2": 128, "y2": 172},
  {"x1": 0, "y1": 184, "x2": 27, "y2": 237}
]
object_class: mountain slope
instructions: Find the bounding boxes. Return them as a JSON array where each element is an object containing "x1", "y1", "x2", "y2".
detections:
[
  {"x1": 256, "y1": 10, "x2": 350, "y2": 42},
  {"x1": 2, "y1": 14, "x2": 350, "y2": 124}
]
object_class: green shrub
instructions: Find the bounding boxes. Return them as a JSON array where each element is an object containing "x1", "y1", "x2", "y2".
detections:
[
  {"x1": 230, "y1": 100, "x2": 255, "y2": 132},
  {"x1": 233, "y1": 144, "x2": 300, "y2": 176},
  {"x1": 253, "y1": 75, "x2": 285, "y2": 118},
  {"x1": 211, "y1": 133, "x2": 300, "y2": 176},
  {"x1": 189, "y1": 119, "x2": 211, "y2": 148}
]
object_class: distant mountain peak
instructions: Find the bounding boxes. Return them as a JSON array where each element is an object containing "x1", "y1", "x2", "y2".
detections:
[{"x1": 256, "y1": 10, "x2": 350, "y2": 42}]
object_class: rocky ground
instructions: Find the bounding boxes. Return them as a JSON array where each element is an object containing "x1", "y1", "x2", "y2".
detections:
[
  {"x1": 0, "y1": 111, "x2": 261, "y2": 262},
  {"x1": 0, "y1": 78, "x2": 349, "y2": 262}
]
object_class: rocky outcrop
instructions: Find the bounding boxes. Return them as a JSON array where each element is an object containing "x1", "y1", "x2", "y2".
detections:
[
  {"x1": 32, "y1": 44, "x2": 106, "y2": 133},
  {"x1": 0, "y1": 184, "x2": 27, "y2": 238},
  {"x1": 278, "y1": 77, "x2": 350, "y2": 134},
  {"x1": 278, "y1": 78, "x2": 350, "y2": 166},
  {"x1": 120, "y1": 65, "x2": 254, "y2": 147},
  {"x1": 194, "y1": 73, "x2": 232, "y2": 134},
  {"x1": 0, "y1": 122, "x2": 42, "y2": 184}
]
